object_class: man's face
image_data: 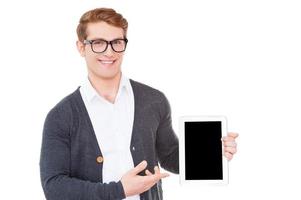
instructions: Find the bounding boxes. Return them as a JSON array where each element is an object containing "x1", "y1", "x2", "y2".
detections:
[{"x1": 77, "y1": 22, "x2": 125, "y2": 80}]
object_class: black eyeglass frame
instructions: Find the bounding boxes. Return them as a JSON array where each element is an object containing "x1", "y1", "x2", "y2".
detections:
[{"x1": 83, "y1": 38, "x2": 128, "y2": 53}]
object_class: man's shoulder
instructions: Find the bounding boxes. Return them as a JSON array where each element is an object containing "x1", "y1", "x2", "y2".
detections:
[
  {"x1": 46, "y1": 88, "x2": 80, "y2": 119},
  {"x1": 55, "y1": 88, "x2": 80, "y2": 109},
  {"x1": 129, "y1": 79, "x2": 167, "y2": 101},
  {"x1": 129, "y1": 79, "x2": 171, "y2": 117}
]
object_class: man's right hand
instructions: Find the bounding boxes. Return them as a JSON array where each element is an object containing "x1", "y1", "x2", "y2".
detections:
[{"x1": 120, "y1": 160, "x2": 169, "y2": 197}]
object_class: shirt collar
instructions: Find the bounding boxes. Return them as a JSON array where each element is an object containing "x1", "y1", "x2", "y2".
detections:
[{"x1": 82, "y1": 73, "x2": 131, "y2": 103}]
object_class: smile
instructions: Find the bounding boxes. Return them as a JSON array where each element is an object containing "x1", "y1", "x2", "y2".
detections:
[{"x1": 98, "y1": 59, "x2": 116, "y2": 64}]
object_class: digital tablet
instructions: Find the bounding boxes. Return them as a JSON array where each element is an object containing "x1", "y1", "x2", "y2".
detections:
[{"x1": 179, "y1": 116, "x2": 228, "y2": 185}]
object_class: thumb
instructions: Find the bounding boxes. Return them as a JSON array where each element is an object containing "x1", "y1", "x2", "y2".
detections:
[
  {"x1": 228, "y1": 132, "x2": 239, "y2": 138},
  {"x1": 129, "y1": 160, "x2": 147, "y2": 175}
]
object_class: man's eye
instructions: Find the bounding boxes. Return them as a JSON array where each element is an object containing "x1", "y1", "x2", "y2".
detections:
[
  {"x1": 112, "y1": 40, "x2": 122, "y2": 45},
  {"x1": 93, "y1": 40, "x2": 106, "y2": 45}
]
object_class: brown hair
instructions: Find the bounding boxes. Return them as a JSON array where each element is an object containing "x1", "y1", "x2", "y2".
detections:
[{"x1": 76, "y1": 8, "x2": 128, "y2": 42}]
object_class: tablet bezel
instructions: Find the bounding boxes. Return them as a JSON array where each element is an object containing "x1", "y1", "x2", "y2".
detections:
[{"x1": 179, "y1": 115, "x2": 229, "y2": 185}]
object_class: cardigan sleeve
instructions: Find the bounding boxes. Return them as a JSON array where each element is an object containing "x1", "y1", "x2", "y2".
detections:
[
  {"x1": 39, "y1": 105, "x2": 126, "y2": 200},
  {"x1": 155, "y1": 93, "x2": 179, "y2": 174}
]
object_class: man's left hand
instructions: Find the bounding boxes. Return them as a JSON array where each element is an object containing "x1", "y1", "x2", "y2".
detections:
[{"x1": 222, "y1": 132, "x2": 239, "y2": 161}]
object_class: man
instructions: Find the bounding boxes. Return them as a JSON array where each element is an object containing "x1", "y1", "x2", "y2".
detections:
[{"x1": 40, "y1": 8, "x2": 238, "y2": 200}]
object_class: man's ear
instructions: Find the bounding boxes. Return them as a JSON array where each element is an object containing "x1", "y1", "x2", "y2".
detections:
[{"x1": 76, "y1": 40, "x2": 85, "y2": 57}]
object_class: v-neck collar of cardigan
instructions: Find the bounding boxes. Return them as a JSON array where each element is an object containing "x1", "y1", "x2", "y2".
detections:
[{"x1": 75, "y1": 78, "x2": 146, "y2": 169}]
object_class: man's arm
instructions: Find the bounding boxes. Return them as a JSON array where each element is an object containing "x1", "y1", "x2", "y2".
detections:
[
  {"x1": 39, "y1": 107, "x2": 125, "y2": 200},
  {"x1": 155, "y1": 93, "x2": 179, "y2": 174}
]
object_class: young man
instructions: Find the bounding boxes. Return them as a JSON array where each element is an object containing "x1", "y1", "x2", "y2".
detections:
[{"x1": 40, "y1": 8, "x2": 238, "y2": 200}]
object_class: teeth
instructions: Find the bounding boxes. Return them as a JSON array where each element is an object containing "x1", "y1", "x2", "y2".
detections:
[{"x1": 100, "y1": 60, "x2": 114, "y2": 64}]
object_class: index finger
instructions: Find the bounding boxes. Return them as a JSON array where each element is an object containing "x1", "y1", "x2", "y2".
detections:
[{"x1": 129, "y1": 160, "x2": 147, "y2": 175}]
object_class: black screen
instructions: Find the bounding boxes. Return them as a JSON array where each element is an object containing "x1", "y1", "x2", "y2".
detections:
[{"x1": 185, "y1": 121, "x2": 223, "y2": 180}]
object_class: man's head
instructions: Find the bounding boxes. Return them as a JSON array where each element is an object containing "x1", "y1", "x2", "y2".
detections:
[{"x1": 76, "y1": 8, "x2": 128, "y2": 81}]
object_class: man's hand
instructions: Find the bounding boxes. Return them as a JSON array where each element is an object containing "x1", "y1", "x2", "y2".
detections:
[
  {"x1": 121, "y1": 160, "x2": 169, "y2": 197},
  {"x1": 222, "y1": 132, "x2": 239, "y2": 161}
]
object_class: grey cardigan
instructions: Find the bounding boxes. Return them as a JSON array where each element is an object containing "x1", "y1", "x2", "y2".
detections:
[{"x1": 40, "y1": 79, "x2": 179, "y2": 200}]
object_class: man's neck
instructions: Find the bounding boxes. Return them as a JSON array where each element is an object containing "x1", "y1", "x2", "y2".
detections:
[{"x1": 88, "y1": 72, "x2": 122, "y2": 103}]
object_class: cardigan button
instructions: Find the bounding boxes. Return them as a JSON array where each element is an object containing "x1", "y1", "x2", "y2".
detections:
[{"x1": 96, "y1": 156, "x2": 104, "y2": 163}]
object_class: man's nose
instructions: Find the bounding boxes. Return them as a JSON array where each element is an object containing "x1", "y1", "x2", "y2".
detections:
[{"x1": 103, "y1": 44, "x2": 114, "y2": 56}]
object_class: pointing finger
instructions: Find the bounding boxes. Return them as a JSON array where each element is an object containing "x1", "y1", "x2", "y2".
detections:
[{"x1": 130, "y1": 160, "x2": 147, "y2": 175}]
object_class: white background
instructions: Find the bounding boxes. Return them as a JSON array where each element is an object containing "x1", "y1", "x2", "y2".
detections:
[{"x1": 0, "y1": 0, "x2": 300, "y2": 199}]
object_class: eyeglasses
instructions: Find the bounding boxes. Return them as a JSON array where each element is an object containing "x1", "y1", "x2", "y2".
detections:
[{"x1": 83, "y1": 38, "x2": 128, "y2": 53}]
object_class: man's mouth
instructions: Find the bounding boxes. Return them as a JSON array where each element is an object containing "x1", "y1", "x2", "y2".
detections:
[{"x1": 98, "y1": 59, "x2": 116, "y2": 65}]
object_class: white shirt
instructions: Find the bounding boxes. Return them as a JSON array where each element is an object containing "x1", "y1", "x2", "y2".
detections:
[{"x1": 80, "y1": 74, "x2": 139, "y2": 200}]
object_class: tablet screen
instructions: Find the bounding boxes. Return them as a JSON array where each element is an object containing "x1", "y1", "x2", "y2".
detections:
[{"x1": 184, "y1": 121, "x2": 223, "y2": 180}]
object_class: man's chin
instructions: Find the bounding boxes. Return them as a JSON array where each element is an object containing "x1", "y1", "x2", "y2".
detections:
[{"x1": 94, "y1": 71, "x2": 121, "y2": 81}]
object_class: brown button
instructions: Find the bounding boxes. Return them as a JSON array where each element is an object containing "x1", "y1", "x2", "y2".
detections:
[{"x1": 96, "y1": 156, "x2": 104, "y2": 163}]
